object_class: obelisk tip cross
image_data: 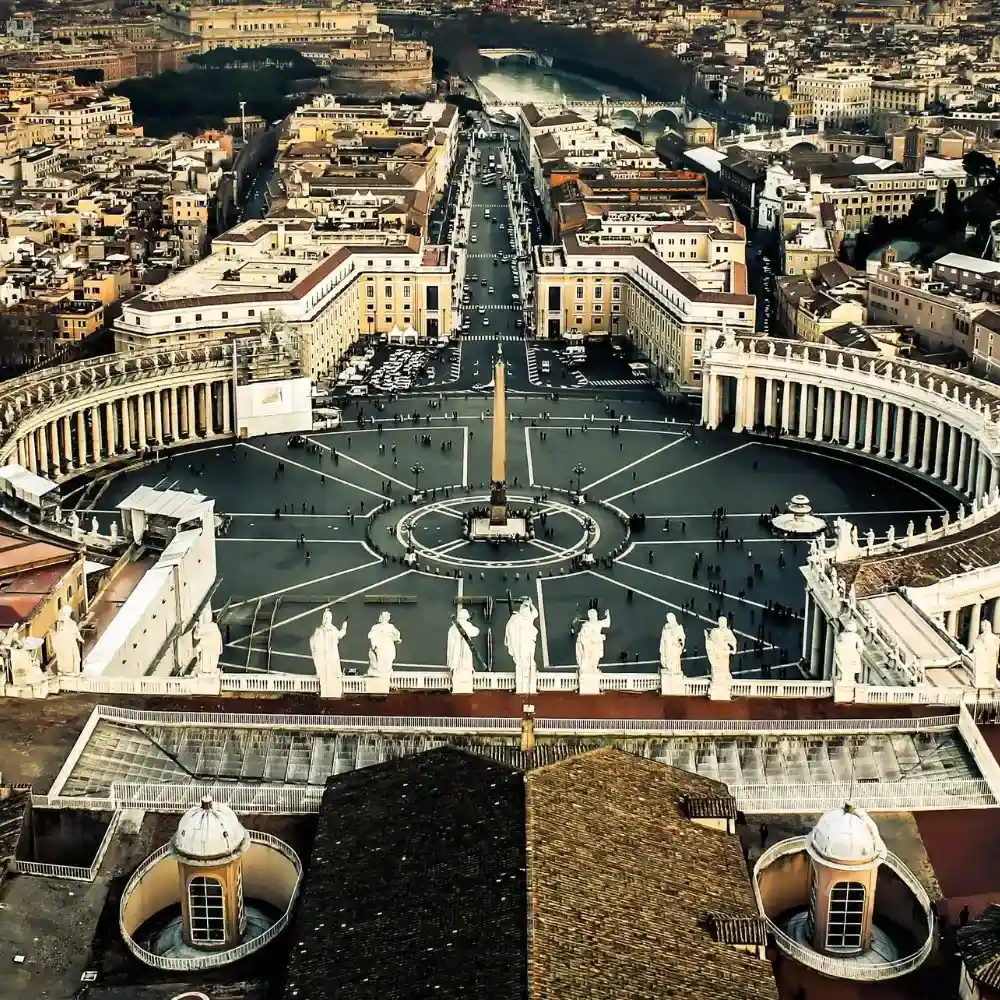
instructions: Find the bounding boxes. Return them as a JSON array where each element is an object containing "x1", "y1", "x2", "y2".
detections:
[{"x1": 489, "y1": 341, "x2": 507, "y2": 526}]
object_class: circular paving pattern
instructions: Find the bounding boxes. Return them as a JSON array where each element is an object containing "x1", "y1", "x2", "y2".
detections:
[{"x1": 370, "y1": 489, "x2": 630, "y2": 573}]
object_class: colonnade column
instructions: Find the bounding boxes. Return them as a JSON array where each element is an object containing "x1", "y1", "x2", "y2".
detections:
[
  {"x1": 15, "y1": 438, "x2": 25, "y2": 468},
  {"x1": 809, "y1": 601, "x2": 824, "y2": 678},
  {"x1": 813, "y1": 386, "x2": 826, "y2": 442},
  {"x1": 780, "y1": 381, "x2": 792, "y2": 433},
  {"x1": 104, "y1": 401, "x2": 115, "y2": 455},
  {"x1": 48, "y1": 421, "x2": 59, "y2": 474},
  {"x1": 969, "y1": 602, "x2": 982, "y2": 647},
  {"x1": 862, "y1": 397, "x2": 874, "y2": 452},
  {"x1": 76, "y1": 410, "x2": 86, "y2": 467},
  {"x1": 61, "y1": 416, "x2": 72, "y2": 468},
  {"x1": 797, "y1": 384, "x2": 809, "y2": 438},
  {"x1": 38, "y1": 424, "x2": 49, "y2": 474},
  {"x1": 906, "y1": 409, "x2": 919, "y2": 467},
  {"x1": 934, "y1": 421, "x2": 947, "y2": 479},
  {"x1": 831, "y1": 389, "x2": 843, "y2": 443},
  {"x1": 878, "y1": 401, "x2": 890, "y2": 457},
  {"x1": 221, "y1": 381, "x2": 232, "y2": 435},
  {"x1": 121, "y1": 396, "x2": 131, "y2": 454},
  {"x1": 186, "y1": 384, "x2": 196, "y2": 439},
  {"x1": 844, "y1": 392, "x2": 856, "y2": 447},
  {"x1": 26, "y1": 431, "x2": 36, "y2": 472},
  {"x1": 90, "y1": 406, "x2": 102, "y2": 462},
  {"x1": 151, "y1": 389, "x2": 161, "y2": 445},
  {"x1": 733, "y1": 377, "x2": 748, "y2": 433},
  {"x1": 137, "y1": 395, "x2": 147, "y2": 450},
  {"x1": 958, "y1": 432, "x2": 970, "y2": 490},
  {"x1": 920, "y1": 416, "x2": 933, "y2": 474},
  {"x1": 947, "y1": 426, "x2": 960, "y2": 484},
  {"x1": 892, "y1": 405, "x2": 905, "y2": 461}
]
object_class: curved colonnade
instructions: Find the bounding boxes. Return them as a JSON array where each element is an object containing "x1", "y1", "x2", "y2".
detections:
[
  {"x1": 0, "y1": 345, "x2": 238, "y2": 478},
  {"x1": 703, "y1": 336, "x2": 1000, "y2": 693}
]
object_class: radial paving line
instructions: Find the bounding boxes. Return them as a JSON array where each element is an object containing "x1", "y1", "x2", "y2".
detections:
[
  {"x1": 604, "y1": 442, "x2": 754, "y2": 503},
  {"x1": 582, "y1": 438, "x2": 687, "y2": 492},
  {"x1": 243, "y1": 443, "x2": 386, "y2": 500}
]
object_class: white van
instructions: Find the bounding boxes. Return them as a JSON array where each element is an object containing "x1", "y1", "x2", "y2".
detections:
[{"x1": 312, "y1": 408, "x2": 342, "y2": 430}]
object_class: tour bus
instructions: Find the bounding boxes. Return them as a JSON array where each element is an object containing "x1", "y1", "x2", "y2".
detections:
[{"x1": 482, "y1": 171, "x2": 497, "y2": 186}]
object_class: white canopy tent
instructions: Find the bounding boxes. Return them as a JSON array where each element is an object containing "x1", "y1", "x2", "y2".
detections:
[
  {"x1": 387, "y1": 323, "x2": 420, "y2": 346},
  {"x1": 0, "y1": 463, "x2": 60, "y2": 509}
]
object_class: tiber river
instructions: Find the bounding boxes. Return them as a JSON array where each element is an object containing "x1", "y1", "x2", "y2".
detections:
[{"x1": 475, "y1": 64, "x2": 668, "y2": 143}]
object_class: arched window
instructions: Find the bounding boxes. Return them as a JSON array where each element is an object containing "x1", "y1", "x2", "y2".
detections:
[
  {"x1": 826, "y1": 880, "x2": 866, "y2": 952},
  {"x1": 188, "y1": 875, "x2": 226, "y2": 944}
]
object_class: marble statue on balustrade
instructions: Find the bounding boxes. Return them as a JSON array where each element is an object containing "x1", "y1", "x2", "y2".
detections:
[
  {"x1": 195, "y1": 614, "x2": 223, "y2": 677},
  {"x1": 447, "y1": 607, "x2": 479, "y2": 694},
  {"x1": 833, "y1": 518, "x2": 860, "y2": 561},
  {"x1": 69, "y1": 511, "x2": 80, "y2": 540},
  {"x1": 49, "y1": 604, "x2": 83, "y2": 676},
  {"x1": 1, "y1": 624, "x2": 47, "y2": 695},
  {"x1": 834, "y1": 621, "x2": 864, "y2": 692},
  {"x1": 90, "y1": 516, "x2": 99, "y2": 536},
  {"x1": 309, "y1": 610, "x2": 347, "y2": 698},
  {"x1": 576, "y1": 608, "x2": 610, "y2": 695},
  {"x1": 659, "y1": 613, "x2": 686, "y2": 695},
  {"x1": 705, "y1": 616, "x2": 737, "y2": 699},
  {"x1": 972, "y1": 620, "x2": 1000, "y2": 689},
  {"x1": 367, "y1": 611, "x2": 400, "y2": 694},
  {"x1": 505, "y1": 598, "x2": 538, "y2": 695}
]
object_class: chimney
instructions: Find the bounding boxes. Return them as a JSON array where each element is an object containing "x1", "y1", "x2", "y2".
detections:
[{"x1": 520, "y1": 704, "x2": 535, "y2": 754}]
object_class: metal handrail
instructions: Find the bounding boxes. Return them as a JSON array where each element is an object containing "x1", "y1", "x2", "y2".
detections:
[
  {"x1": 119, "y1": 829, "x2": 302, "y2": 972},
  {"x1": 752, "y1": 836, "x2": 935, "y2": 981}
]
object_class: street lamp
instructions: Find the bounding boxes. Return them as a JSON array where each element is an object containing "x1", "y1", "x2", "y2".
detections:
[
  {"x1": 411, "y1": 462, "x2": 425, "y2": 492},
  {"x1": 573, "y1": 464, "x2": 587, "y2": 495}
]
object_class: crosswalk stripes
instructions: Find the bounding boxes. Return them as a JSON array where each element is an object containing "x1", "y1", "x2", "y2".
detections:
[
  {"x1": 585, "y1": 378, "x2": 650, "y2": 387},
  {"x1": 460, "y1": 333, "x2": 525, "y2": 342}
]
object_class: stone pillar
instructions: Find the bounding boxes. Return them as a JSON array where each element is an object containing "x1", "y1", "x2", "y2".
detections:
[
  {"x1": 38, "y1": 424, "x2": 49, "y2": 474},
  {"x1": 877, "y1": 401, "x2": 890, "y2": 457},
  {"x1": 945, "y1": 608, "x2": 957, "y2": 636},
  {"x1": 764, "y1": 377, "x2": 775, "y2": 430},
  {"x1": 121, "y1": 396, "x2": 131, "y2": 453},
  {"x1": 196, "y1": 384, "x2": 206, "y2": 436},
  {"x1": 61, "y1": 415, "x2": 73, "y2": 469},
  {"x1": 780, "y1": 381, "x2": 792, "y2": 433},
  {"x1": 948, "y1": 425, "x2": 960, "y2": 485},
  {"x1": 91, "y1": 406, "x2": 102, "y2": 461},
  {"x1": 845, "y1": 392, "x2": 856, "y2": 447},
  {"x1": 823, "y1": 620, "x2": 836, "y2": 680},
  {"x1": 959, "y1": 433, "x2": 971, "y2": 492},
  {"x1": 76, "y1": 410, "x2": 86, "y2": 466},
  {"x1": 969, "y1": 602, "x2": 982, "y2": 650},
  {"x1": 48, "y1": 421, "x2": 59, "y2": 474},
  {"x1": 829, "y1": 389, "x2": 841, "y2": 442},
  {"x1": 166, "y1": 387, "x2": 176, "y2": 441},
  {"x1": 990, "y1": 462, "x2": 999, "y2": 498},
  {"x1": 906, "y1": 409, "x2": 919, "y2": 467},
  {"x1": 221, "y1": 381, "x2": 232, "y2": 434},
  {"x1": 137, "y1": 395, "x2": 147, "y2": 450},
  {"x1": 733, "y1": 377, "x2": 747, "y2": 433},
  {"x1": 934, "y1": 421, "x2": 946, "y2": 479},
  {"x1": 186, "y1": 383, "x2": 196, "y2": 439},
  {"x1": 15, "y1": 437, "x2": 25, "y2": 468},
  {"x1": 152, "y1": 389, "x2": 162, "y2": 444},
  {"x1": 892, "y1": 405, "x2": 905, "y2": 462},
  {"x1": 863, "y1": 396, "x2": 874, "y2": 451},
  {"x1": 25, "y1": 432, "x2": 35, "y2": 472},
  {"x1": 920, "y1": 416, "x2": 933, "y2": 474},
  {"x1": 104, "y1": 401, "x2": 115, "y2": 454},
  {"x1": 810, "y1": 601, "x2": 825, "y2": 678},
  {"x1": 797, "y1": 383, "x2": 809, "y2": 438},
  {"x1": 814, "y1": 385, "x2": 826, "y2": 442}
]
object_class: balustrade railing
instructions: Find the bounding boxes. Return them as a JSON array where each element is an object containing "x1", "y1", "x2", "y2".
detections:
[
  {"x1": 119, "y1": 828, "x2": 302, "y2": 972},
  {"x1": 752, "y1": 836, "x2": 935, "y2": 981}
]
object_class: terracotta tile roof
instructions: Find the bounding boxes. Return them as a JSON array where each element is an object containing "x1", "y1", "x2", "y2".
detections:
[{"x1": 525, "y1": 748, "x2": 779, "y2": 1000}]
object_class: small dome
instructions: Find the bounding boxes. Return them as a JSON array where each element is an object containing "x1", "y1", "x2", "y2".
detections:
[
  {"x1": 807, "y1": 803, "x2": 886, "y2": 867},
  {"x1": 173, "y1": 796, "x2": 247, "y2": 863}
]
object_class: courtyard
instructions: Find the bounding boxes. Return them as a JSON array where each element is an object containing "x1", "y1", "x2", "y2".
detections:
[{"x1": 80, "y1": 391, "x2": 951, "y2": 682}]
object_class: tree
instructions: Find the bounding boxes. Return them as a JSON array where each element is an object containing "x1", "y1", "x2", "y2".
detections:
[
  {"x1": 837, "y1": 239, "x2": 851, "y2": 264},
  {"x1": 964, "y1": 150, "x2": 996, "y2": 181},
  {"x1": 944, "y1": 179, "x2": 963, "y2": 229},
  {"x1": 851, "y1": 231, "x2": 871, "y2": 268}
]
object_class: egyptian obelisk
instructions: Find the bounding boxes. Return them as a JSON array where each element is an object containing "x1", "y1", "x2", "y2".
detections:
[{"x1": 489, "y1": 346, "x2": 508, "y2": 526}]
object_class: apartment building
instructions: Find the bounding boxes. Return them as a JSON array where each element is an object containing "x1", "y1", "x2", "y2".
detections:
[
  {"x1": 161, "y1": 0, "x2": 382, "y2": 51},
  {"x1": 532, "y1": 226, "x2": 754, "y2": 391},
  {"x1": 794, "y1": 71, "x2": 872, "y2": 127},
  {"x1": 29, "y1": 96, "x2": 133, "y2": 149},
  {"x1": 116, "y1": 218, "x2": 456, "y2": 377},
  {"x1": 866, "y1": 251, "x2": 991, "y2": 354},
  {"x1": 870, "y1": 80, "x2": 931, "y2": 133}
]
